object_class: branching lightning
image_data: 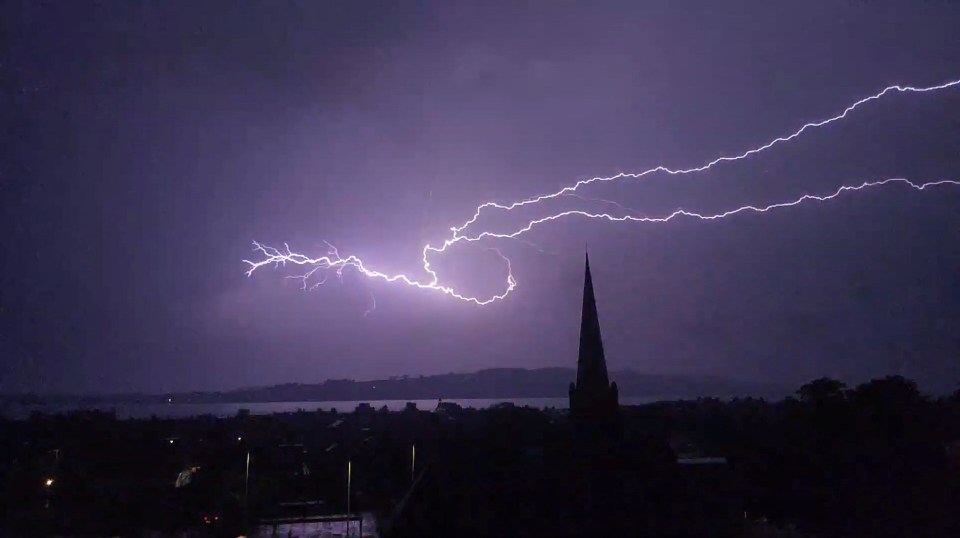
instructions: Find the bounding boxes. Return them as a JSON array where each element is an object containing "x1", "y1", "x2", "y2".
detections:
[
  {"x1": 244, "y1": 78, "x2": 960, "y2": 306},
  {"x1": 451, "y1": 78, "x2": 960, "y2": 237}
]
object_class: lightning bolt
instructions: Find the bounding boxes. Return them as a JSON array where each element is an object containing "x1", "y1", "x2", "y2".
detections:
[
  {"x1": 245, "y1": 241, "x2": 516, "y2": 305},
  {"x1": 562, "y1": 193, "x2": 643, "y2": 215},
  {"x1": 455, "y1": 178, "x2": 960, "y2": 242},
  {"x1": 452, "y1": 78, "x2": 960, "y2": 237},
  {"x1": 244, "y1": 78, "x2": 960, "y2": 306}
]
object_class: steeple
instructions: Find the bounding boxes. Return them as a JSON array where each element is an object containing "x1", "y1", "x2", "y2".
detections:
[
  {"x1": 577, "y1": 252, "x2": 609, "y2": 389},
  {"x1": 569, "y1": 252, "x2": 619, "y2": 423}
]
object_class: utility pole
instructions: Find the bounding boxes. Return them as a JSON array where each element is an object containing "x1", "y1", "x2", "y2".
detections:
[
  {"x1": 411, "y1": 444, "x2": 416, "y2": 483},
  {"x1": 346, "y1": 460, "x2": 353, "y2": 538},
  {"x1": 347, "y1": 460, "x2": 352, "y2": 514},
  {"x1": 244, "y1": 451, "x2": 251, "y2": 530}
]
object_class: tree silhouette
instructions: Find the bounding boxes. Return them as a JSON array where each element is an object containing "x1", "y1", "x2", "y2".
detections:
[
  {"x1": 796, "y1": 377, "x2": 848, "y2": 404},
  {"x1": 852, "y1": 375, "x2": 922, "y2": 408}
]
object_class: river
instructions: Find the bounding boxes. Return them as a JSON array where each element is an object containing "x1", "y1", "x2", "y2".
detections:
[{"x1": 1, "y1": 396, "x2": 672, "y2": 420}]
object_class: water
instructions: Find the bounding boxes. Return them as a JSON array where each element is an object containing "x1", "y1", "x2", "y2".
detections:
[{"x1": 1, "y1": 396, "x2": 668, "y2": 420}]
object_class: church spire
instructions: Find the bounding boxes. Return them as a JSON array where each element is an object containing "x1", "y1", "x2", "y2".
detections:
[
  {"x1": 578, "y1": 252, "x2": 609, "y2": 388},
  {"x1": 570, "y1": 252, "x2": 618, "y2": 423}
]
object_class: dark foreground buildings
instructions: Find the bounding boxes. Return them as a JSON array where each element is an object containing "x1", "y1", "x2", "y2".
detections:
[
  {"x1": 8, "y1": 255, "x2": 957, "y2": 537},
  {"x1": 391, "y1": 254, "x2": 741, "y2": 538}
]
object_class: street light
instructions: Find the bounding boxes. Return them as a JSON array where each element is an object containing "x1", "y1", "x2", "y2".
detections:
[
  {"x1": 346, "y1": 460, "x2": 353, "y2": 538},
  {"x1": 244, "y1": 451, "x2": 250, "y2": 501},
  {"x1": 346, "y1": 460, "x2": 352, "y2": 514},
  {"x1": 43, "y1": 477, "x2": 54, "y2": 509},
  {"x1": 244, "y1": 451, "x2": 251, "y2": 531}
]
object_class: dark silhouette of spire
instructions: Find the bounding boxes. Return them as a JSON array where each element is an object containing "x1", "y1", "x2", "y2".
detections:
[
  {"x1": 569, "y1": 252, "x2": 619, "y2": 424},
  {"x1": 577, "y1": 252, "x2": 609, "y2": 389}
]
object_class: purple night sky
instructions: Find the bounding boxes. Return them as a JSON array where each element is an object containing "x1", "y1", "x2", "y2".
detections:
[{"x1": 3, "y1": 1, "x2": 960, "y2": 394}]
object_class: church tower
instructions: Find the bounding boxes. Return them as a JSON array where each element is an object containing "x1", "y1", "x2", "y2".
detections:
[{"x1": 569, "y1": 253, "x2": 619, "y2": 425}]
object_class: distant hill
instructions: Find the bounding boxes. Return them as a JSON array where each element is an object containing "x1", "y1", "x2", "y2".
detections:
[{"x1": 1, "y1": 368, "x2": 792, "y2": 405}]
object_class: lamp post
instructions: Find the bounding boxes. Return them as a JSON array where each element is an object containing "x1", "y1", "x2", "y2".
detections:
[
  {"x1": 244, "y1": 451, "x2": 251, "y2": 530},
  {"x1": 346, "y1": 460, "x2": 352, "y2": 514},
  {"x1": 346, "y1": 460, "x2": 353, "y2": 538}
]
